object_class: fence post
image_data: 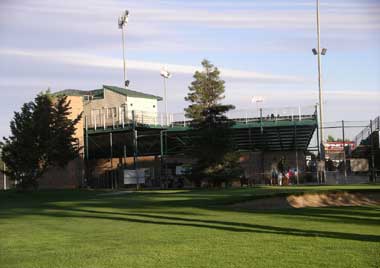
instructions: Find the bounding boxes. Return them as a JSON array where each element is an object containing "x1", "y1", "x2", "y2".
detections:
[
  {"x1": 294, "y1": 122, "x2": 299, "y2": 184},
  {"x1": 370, "y1": 120, "x2": 376, "y2": 182},
  {"x1": 342, "y1": 120, "x2": 347, "y2": 183}
]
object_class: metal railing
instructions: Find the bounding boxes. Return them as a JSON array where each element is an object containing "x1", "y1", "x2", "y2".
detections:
[
  {"x1": 85, "y1": 105, "x2": 317, "y2": 130},
  {"x1": 354, "y1": 116, "x2": 380, "y2": 146}
]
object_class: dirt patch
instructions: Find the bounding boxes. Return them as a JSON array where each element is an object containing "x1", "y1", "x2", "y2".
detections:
[{"x1": 231, "y1": 192, "x2": 380, "y2": 210}]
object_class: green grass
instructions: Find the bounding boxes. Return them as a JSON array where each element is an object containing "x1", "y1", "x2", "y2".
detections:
[{"x1": 0, "y1": 185, "x2": 379, "y2": 268}]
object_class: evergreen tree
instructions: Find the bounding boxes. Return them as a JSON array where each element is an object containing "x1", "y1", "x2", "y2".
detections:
[
  {"x1": 185, "y1": 59, "x2": 233, "y2": 122},
  {"x1": 1, "y1": 92, "x2": 81, "y2": 190},
  {"x1": 184, "y1": 59, "x2": 241, "y2": 187}
]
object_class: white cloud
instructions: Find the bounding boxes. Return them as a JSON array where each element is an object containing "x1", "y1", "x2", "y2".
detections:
[
  {"x1": 2, "y1": 0, "x2": 379, "y2": 34},
  {"x1": 0, "y1": 48, "x2": 306, "y2": 83},
  {"x1": 134, "y1": 8, "x2": 380, "y2": 31}
]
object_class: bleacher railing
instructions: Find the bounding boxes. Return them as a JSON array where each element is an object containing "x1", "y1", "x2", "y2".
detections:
[{"x1": 85, "y1": 105, "x2": 317, "y2": 130}]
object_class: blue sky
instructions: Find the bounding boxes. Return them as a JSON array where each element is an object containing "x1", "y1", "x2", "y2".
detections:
[{"x1": 0, "y1": 0, "x2": 379, "y2": 140}]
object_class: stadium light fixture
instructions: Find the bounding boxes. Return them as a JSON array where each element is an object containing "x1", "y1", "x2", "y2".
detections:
[
  {"x1": 252, "y1": 96, "x2": 264, "y2": 117},
  {"x1": 160, "y1": 67, "x2": 172, "y2": 125},
  {"x1": 312, "y1": 48, "x2": 327, "y2": 56}
]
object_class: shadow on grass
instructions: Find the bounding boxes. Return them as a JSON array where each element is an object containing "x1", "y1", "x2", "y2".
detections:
[
  {"x1": 2, "y1": 205, "x2": 380, "y2": 243},
  {"x1": 1, "y1": 188, "x2": 380, "y2": 243},
  {"x1": 232, "y1": 207, "x2": 380, "y2": 226}
]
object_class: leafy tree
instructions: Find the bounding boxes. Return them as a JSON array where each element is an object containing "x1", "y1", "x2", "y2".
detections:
[
  {"x1": 327, "y1": 135, "x2": 335, "y2": 142},
  {"x1": 184, "y1": 59, "x2": 242, "y2": 187},
  {"x1": 1, "y1": 92, "x2": 81, "y2": 190},
  {"x1": 326, "y1": 135, "x2": 349, "y2": 142}
]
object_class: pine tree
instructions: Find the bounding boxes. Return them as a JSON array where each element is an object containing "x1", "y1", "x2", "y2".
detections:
[
  {"x1": 185, "y1": 59, "x2": 234, "y2": 122},
  {"x1": 184, "y1": 59, "x2": 241, "y2": 187},
  {"x1": 1, "y1": 92, "x2": 81, "y2": 190}
]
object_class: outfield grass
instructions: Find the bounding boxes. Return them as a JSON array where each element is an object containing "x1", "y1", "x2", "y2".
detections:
[{"x1": 0, "y1": 185, "x2": 379, "y2": 268}]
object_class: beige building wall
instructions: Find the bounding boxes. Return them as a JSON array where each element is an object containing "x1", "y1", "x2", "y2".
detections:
[
  {"x1": 83, "y1": 88, "x2": 158, "y2": 127},
  {"x1": 67, "y1": 95, "x2": 85, "y2": 150},
  {"x1": 39, "y1": 95, "x2": 85, "y2": 189}
]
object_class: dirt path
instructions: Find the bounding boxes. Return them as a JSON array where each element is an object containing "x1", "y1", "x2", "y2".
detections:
[{"x1": 231, "y1": 192, "x2": 380, "y2": 210}]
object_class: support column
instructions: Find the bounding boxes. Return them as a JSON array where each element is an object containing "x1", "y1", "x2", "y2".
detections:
[
  {"x1": 132, "y1": 110, "x2": 139, "y2": 190},
  {"x1": 110, "y1": 132, "x2": 113, "y2": 168},
  {"x1": 260, "y1": 108, "x2": 263, "y2": 134},
  {"x1": 315, "y1": 105, "x2": 321, "y2": 184},
  {"x1": 370, "y1": 120, "x2": 376, "y2": 182}
]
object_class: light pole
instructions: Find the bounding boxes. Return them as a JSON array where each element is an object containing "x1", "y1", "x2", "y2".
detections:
[
  {"x1": 252, "y1": 96, "x2": 264, "y2": 118},
  {"x1": 312, "y1": 0, "x2": 327, "y2": 159},
  {"x1": 118, "y1": 10, "x2": 130, "y2": 88},
  {"x1": 160, "y1": 67, "x2": 172, "y2": 125}
]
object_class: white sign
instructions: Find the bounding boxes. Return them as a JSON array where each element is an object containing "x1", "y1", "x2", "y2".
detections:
[
  {"x1": 350, "y1": 159, "x2": 369, "y2": 172},
  {"x1": 123, "y1": 169, "x2": 146, "y2": 185}
]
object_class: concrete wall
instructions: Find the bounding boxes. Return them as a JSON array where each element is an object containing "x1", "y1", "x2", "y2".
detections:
[{"x1": 39, "y1": 159, "x2": 84, "y2": 189}]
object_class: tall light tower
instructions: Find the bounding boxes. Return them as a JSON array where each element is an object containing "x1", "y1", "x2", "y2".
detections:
[
  {"x1": 313, "y1": 0, "x2": 327, "y2": 158},
  {"x1": 118, "y1": 10, "x2": 130, "y2": 88},
  {"x1": 252, "y1": 96, "x2": 264, "y2": 117},
  {"x1": 160, "y1": 67, "x2": 172, "y2": 125}
]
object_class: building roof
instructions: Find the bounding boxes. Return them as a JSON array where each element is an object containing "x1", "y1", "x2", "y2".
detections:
[
  {"x1": 53, "y1": 85, "x2": 162, "y2": 101},
  {"x1": 103, "y1": 85, "x2": 162, "y2": 100}
]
